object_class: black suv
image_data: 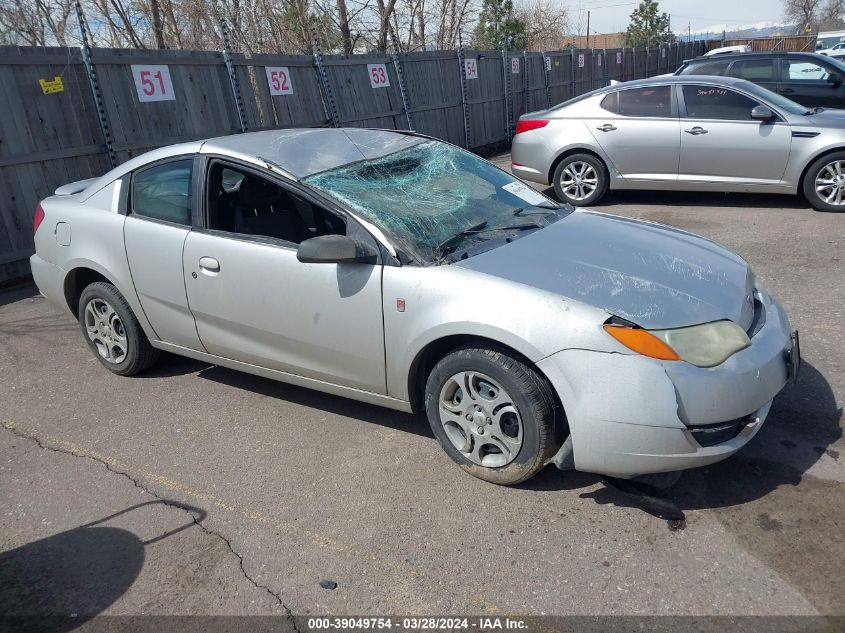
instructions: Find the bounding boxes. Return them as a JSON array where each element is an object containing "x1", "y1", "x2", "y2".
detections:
[{"x1": 675, "y1": 52, "x2": 845, "y2": 108}]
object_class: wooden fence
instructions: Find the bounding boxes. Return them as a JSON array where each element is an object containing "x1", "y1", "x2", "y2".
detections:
[{"x1": 0, "y1": 40, "x2": 705, "y2": 283}]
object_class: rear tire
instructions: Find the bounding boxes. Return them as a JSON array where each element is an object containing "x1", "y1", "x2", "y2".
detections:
[
  {"x1": 552, "y1": 153, "x2": 608, "y2": 206},
  {"x1": 424, "y1": 345, "x2": 559, "y2": 485},
  {"x1": 78, "y1": 282, "x2": 159, "y2": 376},
  {"x1": 803, "y1": 151, "x2": 845, "y2": 212}
]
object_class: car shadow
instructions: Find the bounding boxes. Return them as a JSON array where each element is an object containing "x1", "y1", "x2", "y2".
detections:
[
  {"x1": 0, "y1": 500, "x2": 204, "y2": 630},
  {"x1": 0, "y1": 283, "x2": 39, "y2": 308},
  {"x1": 570, "y1": 360, "x2": 841, "y2": 517},
  {"x1": 197, "y1": 365, "x2": 434, "y2": 439}
]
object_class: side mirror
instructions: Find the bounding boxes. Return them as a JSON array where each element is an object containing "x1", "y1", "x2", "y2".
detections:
[
  {"x1": 296, "y1": 234, "x2": 378, "y2": 264},
  {"x1": 828, "y1": 72, "x2": 843, "y2": 85},
  {"x1": 751, "y1": 105, "x2": 776, "y2": 121}
]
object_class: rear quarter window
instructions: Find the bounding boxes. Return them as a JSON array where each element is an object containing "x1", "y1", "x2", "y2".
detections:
[{"x1": 683, "y1": 60, "x2": 732, "y2": 76}]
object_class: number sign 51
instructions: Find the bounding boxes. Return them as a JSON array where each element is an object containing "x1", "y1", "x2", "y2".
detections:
[
  {"x1": 367, "y1": 64, "x2": 391, "y2": 88},
  {"x1": 265, "y1": 67, "x2": 294, "y2": 95},
  {"x1": 131, "y1": 65, "x2": 175, "y2": 102}
]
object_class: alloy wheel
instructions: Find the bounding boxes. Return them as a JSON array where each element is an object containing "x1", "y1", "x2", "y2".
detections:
[
  {"x1": 559, "y1": 161, "x2": 598, "y2": 201},
  {"x1": 815, "y1": 160, "x2": 845, "y2": 206},
  {"x1": 438, "y1": 371, "x2": 523, "y2": 467},
  {"x1": 84, "y1": 298, "x2": 128, "y2": 364}
]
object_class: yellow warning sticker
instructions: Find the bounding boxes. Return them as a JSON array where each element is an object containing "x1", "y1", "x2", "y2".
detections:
[{"x1": 39, "y1": 76, "x2": 64, "y2": 94}]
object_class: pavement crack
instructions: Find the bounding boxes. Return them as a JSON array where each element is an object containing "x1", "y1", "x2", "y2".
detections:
[{"x1": 2, "y1": 422, "x2": 300, "y2": 629}]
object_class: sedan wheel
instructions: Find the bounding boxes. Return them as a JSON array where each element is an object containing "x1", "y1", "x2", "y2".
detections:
[
  {"x1": 84, "y1": 298, "x2": 128, "y2": 364},
  {"x1": 424, "y1": 345, "x2": 560, "y2": 485},
  {"x1": 559, "y1": 161, "x2": 598, "y2": 202},
  {"x1": 438, "y1": 371, "x2": 523, "y2": 468},
  {"x1": 804, "y1": 151, "x2": 845, "y2": 212},
  {"x1": 552, "y1": 153, "x2": 608, "y2": 206},
  {"x1": 814, "y1": 160, "x2": 845, "y2": 206},
  {"x1": 78, "y1": 281, "x2": 159, "y2": 376}
]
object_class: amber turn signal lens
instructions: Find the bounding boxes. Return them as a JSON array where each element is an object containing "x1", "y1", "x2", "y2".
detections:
[{"x1": 602, "y1": 324, "x2": 681, "y2": 361}]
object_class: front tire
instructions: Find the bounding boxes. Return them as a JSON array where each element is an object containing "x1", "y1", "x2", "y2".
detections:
[
  {"x1": 552, "y1": 153, "x2": 608, "y2": 206},
  {"x1": 803, "y1": 152, "x2": 845, "y2": 212},
  {"x1": 78, "y1": 282, "x2": 159, "y2": 376},
  {"x1": 424, "y1": 346, "x2": 559, "y2": 485}
]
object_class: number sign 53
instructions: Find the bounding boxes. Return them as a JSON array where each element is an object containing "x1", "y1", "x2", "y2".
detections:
[
  {"x1": 265, "y1": 67, "x2": 294, "y2": 95},
  {"x1": 367, "y1": 64, "x2": 391, "y2": 88},
  {"x1": 131, "y1": 65, "x2": 175, "y2": 102}
]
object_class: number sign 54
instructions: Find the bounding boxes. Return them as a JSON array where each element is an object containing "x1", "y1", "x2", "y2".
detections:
[
  {"x1": 367, "y1": 64, "x2": 391, "y2": 88},
  {"x1": 265, "y1": 67, "x2": 294, "y2": 95},
  {"x1": 131, "y1": 65, "x2": 175, "y2": 102}
]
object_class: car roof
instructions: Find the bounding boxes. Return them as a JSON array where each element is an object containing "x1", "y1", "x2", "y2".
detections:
[
  {"x1": 685, "y1": 51, "x2": 823, "y2": 62},
  {"x1": 591, "y1": 74, "x2": 755, "y2": 95},
  {"x1": 78, "y1": 128, "x2": 426, "y2": 200}
]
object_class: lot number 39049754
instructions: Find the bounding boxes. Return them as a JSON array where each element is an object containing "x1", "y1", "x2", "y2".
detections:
[
  {"x1": 265, "y1": 67, "x2": 294, "y2": 95},
  {"x1": 131, "y1": 65, "x2": 175, "y2": 102}
]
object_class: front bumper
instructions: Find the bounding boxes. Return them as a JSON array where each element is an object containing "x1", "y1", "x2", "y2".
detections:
[{"x1": 537, "y1": 292, "x2": 796, "y2": 477}]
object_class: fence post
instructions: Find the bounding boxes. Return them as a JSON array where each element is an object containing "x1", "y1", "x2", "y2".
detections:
[
  {"x1": 219, "y1": 17, "x2": 247, "y2": 133},
  {"x1": 391, "y1": 52, "x2": 414, "y2": 130},
  {"x1": 542, "y1": 51, "x2": 551, "y2": 108},
  {"x1": 313, "y1": 32, "x2": 339, "y2": 128},
  {"x1": 569, "y1": 49, "x2": 576, "y2": 99},
  {"x1": 502, "y1": 49, "x2": 512, "y2": 142},
  {"x1": 522, "y1": 50, "x2": 529, "y2": 114},
  {"x1": 457, "y1": 43, "x2": 471, "y2": 148},
  {"x1": 73, "y1": 0, "x2": 116, "y2": 167},
  {"x1": 603, "y1": 48, "x2": 608, "y2": 86}
]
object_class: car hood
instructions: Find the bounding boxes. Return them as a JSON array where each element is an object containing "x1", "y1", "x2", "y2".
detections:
[
  {"x1": 793, "y1": 108, "x2": 845, "y2": 128},
  {"x1": 456, "y1": 210, "x2": 755, "y2": 330}
]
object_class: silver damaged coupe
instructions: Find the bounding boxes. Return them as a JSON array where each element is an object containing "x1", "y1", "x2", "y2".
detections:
[{"x1": 30, "y1": 129, "x2": 799, "y2": 485}]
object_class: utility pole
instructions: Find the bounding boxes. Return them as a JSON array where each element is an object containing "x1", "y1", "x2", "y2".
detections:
[
  {"x1": 688, "y1": 23, "x2": 691, "y2": 42},
  {"x1": 586, "y1": 10, "x2": 591, "y2": 48}
]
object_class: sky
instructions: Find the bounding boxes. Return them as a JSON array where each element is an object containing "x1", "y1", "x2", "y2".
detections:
[{"x1": 572, "y1": 0, "x2": 784, "y2": 36}]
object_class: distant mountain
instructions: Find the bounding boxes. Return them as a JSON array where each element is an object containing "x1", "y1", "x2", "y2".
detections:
[{"x1": 679, "y1": 22, "x2": 796, "y2": 41}]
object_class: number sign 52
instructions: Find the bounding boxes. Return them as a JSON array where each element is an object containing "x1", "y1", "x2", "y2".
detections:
[
  {"x1": 131, "y1": 65, "x2": 175, "y2": 102},
  {"x1": 265, "y1": 67, "x2": 294, "y2": 95},
  {"x1": 367, "y1": 64, "x2": 391, "y2": 88}
]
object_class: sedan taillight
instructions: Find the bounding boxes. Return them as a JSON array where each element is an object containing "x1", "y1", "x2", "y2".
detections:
[
  {"x1": 33, "y1": 204, "x2": 45, "y2": 234},
  {"x1": 515, "y1": 119, "x2": 550, "y2": 135}
]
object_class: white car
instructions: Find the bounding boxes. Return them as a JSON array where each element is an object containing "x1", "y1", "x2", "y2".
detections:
[{"x1": 704, "y1": 44, "x2": 752, "y2": 56}]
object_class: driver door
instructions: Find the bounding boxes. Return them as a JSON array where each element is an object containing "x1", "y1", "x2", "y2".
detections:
[{"x1": 182, "y1": 158, "x2": 387, "y2": 393}]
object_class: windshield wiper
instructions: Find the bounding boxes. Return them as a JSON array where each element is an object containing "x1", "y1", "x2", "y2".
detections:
[
  {"x1": 513, "y1": 205, "x2": 558, "y2": 216},
  {"x1": 436, "y1": 222, "x2": 544, "y2": 263},
  {"x1": 436, "y1": 221, "x2": 489, "y2": 258}
]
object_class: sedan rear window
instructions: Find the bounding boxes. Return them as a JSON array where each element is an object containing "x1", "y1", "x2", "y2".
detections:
[{"x1": 617, "y1": 86, "x2": 672, "y2": 117}]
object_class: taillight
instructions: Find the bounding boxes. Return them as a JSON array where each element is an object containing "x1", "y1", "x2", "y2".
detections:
[
  {"x1": 33, "y1": 204, "x2": 45, "y2": 234},
  {"x1": 515, "y1": 119, "x2": 550, "y2": 135}
]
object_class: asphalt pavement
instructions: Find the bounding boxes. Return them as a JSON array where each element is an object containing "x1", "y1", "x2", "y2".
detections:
[{"x1": 1, "y1": 160, "x2": 843, "y2": 622}]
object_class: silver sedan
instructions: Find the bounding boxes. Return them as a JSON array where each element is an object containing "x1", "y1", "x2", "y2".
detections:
[
  {"x1": 30, "y1": 129, "x2": 798, "y2": 485},
  {"x1": 511, "y1": 75, "x2": 845, "y2": 211}
]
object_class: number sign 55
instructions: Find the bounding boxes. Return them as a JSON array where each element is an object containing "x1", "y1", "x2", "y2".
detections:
[
  {"x1": 131, "y1": 65, "x2": 175, "y2": 102},
  {"x1": 265, "y1": 67, "x2": 294, "y2": 95},
  {"x1": 367, "y1": 64, "x2": 391, "y2": 88}
]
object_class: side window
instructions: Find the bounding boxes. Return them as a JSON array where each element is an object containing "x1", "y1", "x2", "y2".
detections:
[
  {"x1": 131, "y1": 159, "x2": 193, "y2": 225},
  {"x1": 206, "y1": 161, "x2": 346, "y2": 245},
  {"x1": 728, "y1": 59, "x2": 775, "y2": 81},
  {"x1": 683, "y1": 60, "x2": 731, "y2": 76},
  {"x1": 682, "y1": 85, "x2": 760, "y2": 121},
  {"x1": 599, "y1": 92, "x2": 618, "y2": 113},
  {"x1": 784, "y1": 59, "x2": 830, "y2": 81},
  {"x1": 617, "y1": 86, "x2": 672, "y2": 117}
]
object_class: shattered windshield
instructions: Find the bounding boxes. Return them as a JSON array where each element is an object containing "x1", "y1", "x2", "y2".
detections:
[{"x1": 304, "y1": 141, "x2": 568, "y2": 264}]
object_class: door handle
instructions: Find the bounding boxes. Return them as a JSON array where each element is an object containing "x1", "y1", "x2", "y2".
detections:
[
  {"x1": 596, "y1": 123, "x2": 617, "y2": 132},
  {"x1": 684, "y1": 126, "x2": 708, "y2": 135},
  {"x1": 779, "y1": 87, "x2": 795, "y2": 93},
  {"x1": 198, "y1": 256, "x2": 220, "y2": 274}
]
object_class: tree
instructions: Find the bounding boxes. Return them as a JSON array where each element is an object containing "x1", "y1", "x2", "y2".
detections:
[
  {"x1": 472, "y1": 0, "x2": 526, "y2": 50},
  {"x1": 784, "y1": 0, "x2": 845, "y2": 31},
  {"x1": 516, "y1": 0, "x2": 568, "y2": 51},
  {"x1": 624, "y1": 0, "x2": 674, "y2": 47}
]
